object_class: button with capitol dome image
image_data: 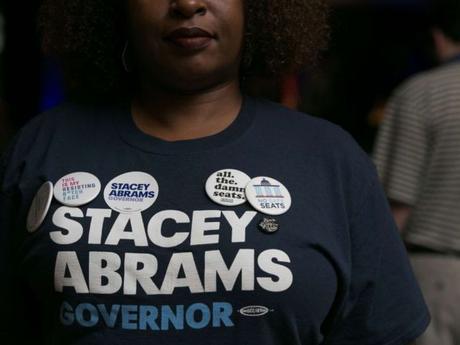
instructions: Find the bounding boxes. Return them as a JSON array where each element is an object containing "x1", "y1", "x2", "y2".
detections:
[
  {"x1": 205, "y1": 168, "x2": 251, "y2": 206},
  {"x1": 104, "y1": 171, "x2": 159, "y2": 213},
  {"x1": 245, "y1": 176, "x2": 291, "y2": 216}
]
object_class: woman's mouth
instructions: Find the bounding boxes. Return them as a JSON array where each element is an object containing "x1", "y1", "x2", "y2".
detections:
[{"x1": 165, "y1": 27, "x2": 215, "y2": 51}]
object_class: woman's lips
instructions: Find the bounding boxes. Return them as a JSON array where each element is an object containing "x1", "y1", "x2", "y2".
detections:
[
  {"x1": 165, "y1": 27, "x2": 215, "y2": 51},
  {"x1": 167, "y1": 36, "x2": 213, "y2": 50}
]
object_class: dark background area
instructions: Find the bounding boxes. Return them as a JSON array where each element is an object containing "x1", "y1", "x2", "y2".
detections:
[
  {"x1": 0, "y1": 0, "x2": 436, "y2": 154},
  {"x1": 299, "y1": 1, "x2": 435, "y2": 152}
]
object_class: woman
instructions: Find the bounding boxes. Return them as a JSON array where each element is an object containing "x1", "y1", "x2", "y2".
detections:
[{"x1": 0, "y1": 0, "x2": 429, "y2": 344}]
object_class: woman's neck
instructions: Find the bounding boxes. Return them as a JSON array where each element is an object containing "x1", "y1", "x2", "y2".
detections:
[{"x1": 131, "y1": 79, "x2": 243, "y2": 142}]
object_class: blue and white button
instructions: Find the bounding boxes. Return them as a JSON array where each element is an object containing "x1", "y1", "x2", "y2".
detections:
[
  {"x1": 245, "y1": 176, "x2": 291, "y2": 215},
  {"x1": 54, "y1": 172, "x2": 101, "y2": 206},
  {"x1": 104, "y1": 171, "x2": 159, "y2": 213}
]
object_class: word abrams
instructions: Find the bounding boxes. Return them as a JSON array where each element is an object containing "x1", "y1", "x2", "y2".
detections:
[
  {"x1": 108, "y1": 183, "x2": 155, "y2": 199},
  {"x1": 54, "y1": 249, "x2": 292, "y2": 295}
]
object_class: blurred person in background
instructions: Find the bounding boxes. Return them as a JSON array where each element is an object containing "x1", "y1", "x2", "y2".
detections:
[{"x1": 373, "y1": 0, "x2": 460, "y2": 344}]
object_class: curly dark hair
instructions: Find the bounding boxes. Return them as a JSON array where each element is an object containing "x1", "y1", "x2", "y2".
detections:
[{"x1": 38, "y1": 0, "x2": 329, "y2": 104}]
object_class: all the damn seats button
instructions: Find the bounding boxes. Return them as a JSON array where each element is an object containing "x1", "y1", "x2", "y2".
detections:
[{"x1": 205, "y1": 168, "x2": 251, "y2": 206}]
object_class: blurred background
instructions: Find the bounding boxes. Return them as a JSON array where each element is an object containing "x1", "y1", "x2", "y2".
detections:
[{"x1": 0, "y1": 0, "x2": 434, "y2": 154}]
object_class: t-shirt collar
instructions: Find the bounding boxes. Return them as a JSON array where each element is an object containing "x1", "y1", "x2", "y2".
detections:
[{"x1": 112, "y1": 94, "x2": 256, "y2": 155}]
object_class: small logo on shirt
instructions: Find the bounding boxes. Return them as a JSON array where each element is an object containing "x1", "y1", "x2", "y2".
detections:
[
  {"x1": 258, "y1": 217, "x2": 279, "y2": 233},
  {"x1": 238, "y1": 305, "x2": 273, "y2": 317}
]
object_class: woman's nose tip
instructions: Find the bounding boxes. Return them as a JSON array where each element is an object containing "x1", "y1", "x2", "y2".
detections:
[{"x1": 170, "y1": 0, "x2": 207, "y2": 18}]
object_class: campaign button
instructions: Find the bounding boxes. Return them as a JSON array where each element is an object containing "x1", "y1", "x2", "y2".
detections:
[
  {"x1": 258, "y1": 217, "x2": 279, "y2": 233},
  {"x1": 205, "y1": 168, "x2": 250, "y2": 206},
  {"x1": 54, "y1": 172, "x2": 101, "y2": 206},
  {"x1": 245, "y1": 176, "x2": 291, "y2": 215},
  {"x1": 104, "y1": 171, "x2": 159, "y2": 213},
  {"x1": 27, "y1": 181, "x2": 54, "y2": 233}
]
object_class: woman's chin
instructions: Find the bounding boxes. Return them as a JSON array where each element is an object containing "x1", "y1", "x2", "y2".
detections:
[{"x1": 157, "y1": 72, "x2": 234, "y2": 93}]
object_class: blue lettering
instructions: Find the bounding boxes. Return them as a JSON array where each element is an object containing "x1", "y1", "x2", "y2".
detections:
[
  {"x1": 59, "y1": 301, "x2": 74, "y2": 326},
  {"x1": 212, "y1": 302, "x2": 234, "y2": 327},
  {"x1": 75, "y1": 303, "x2": 99, "y2": 327},
  {"x1": 121, "y1": 305, "x2": 138, "y2": 330},
  {"x1": 59, "y1": 301, "x2": 233, "y2": 331},
  {"x1": 161, "y1": 305, "x2": 184, "y2": 330},
  {"x1": 97, "y1": 304, "x2": 120, "y2": 328},
  {"x1": 139, "y1": 306, "x2": 159, "y2": 330},
  {"x1": 186, "y1": 303, "x2": 210, "y2": 329}
]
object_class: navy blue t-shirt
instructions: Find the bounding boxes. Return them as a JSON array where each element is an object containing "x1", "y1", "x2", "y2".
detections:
[{"x1": 0, "y1": 95, "x2": 430, "y2": 344}]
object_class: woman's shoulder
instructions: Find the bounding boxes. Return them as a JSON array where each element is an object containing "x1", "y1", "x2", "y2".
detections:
[
  {"x1": 253, "y1": 97, "x2": 371, "y2": 161},
  {"x1": 0, "y1": 101, "x2": 108, "y2": 191},
  {"x1": 20, "y1": 100, "x2": 108, "y2": 134},
  {"x1": 10, "y1": 101, "x2": 88, "y2": 141},
  {"x1": 6, "y1": 100, "x2": 116, "y2": 151},
  {"x1": 251, "y1": 96, "x2": 378, "y2": 192},
  {"x1": 254, "y1": 97, "x2": 351, "y2": 139}
]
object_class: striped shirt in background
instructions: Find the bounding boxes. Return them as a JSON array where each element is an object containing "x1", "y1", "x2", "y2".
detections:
[{"x1": 372, "y1": 59, "x2": 460, "y2": 253}]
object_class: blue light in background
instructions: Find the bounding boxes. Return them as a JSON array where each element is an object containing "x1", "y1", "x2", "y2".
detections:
[{"x1": 39, "y1": 57, "x2": 64, "y2": 111}]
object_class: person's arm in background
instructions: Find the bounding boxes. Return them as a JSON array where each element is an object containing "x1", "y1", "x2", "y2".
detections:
[
  {"x1": 372, "y1": 77, "x2": 430, "y2": 234},
  {"x1": 390, "y1": 200, "x2": 412, "y2": 233}
]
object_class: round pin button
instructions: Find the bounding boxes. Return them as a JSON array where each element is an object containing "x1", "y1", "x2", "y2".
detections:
[
  {"x1": 205, "y1": 168, "x2": 251, "y2": 206},
  {"x1": 245, "y1": 176, "x2": 291, "y2": 215},
  {"x1": 27, "y1": 181, "x2": 54, "y2": 233},
  {"x1": 258, "y1": 217, "x2": 280, "y2": 233},
  {"x1": 54, "y1": 172, "x2": 101, "y2": 206},
  {"x1": 104, "y1": 171, "x2": 159, "y2": 213}
]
